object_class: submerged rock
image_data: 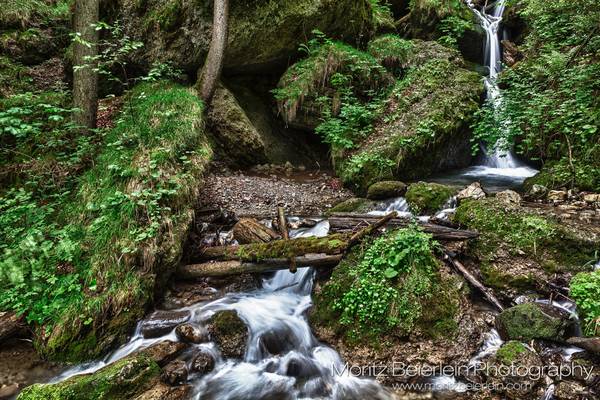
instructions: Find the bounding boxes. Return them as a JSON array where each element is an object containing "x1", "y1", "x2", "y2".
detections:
[
  {"x1": 207, "y1": 310, "x2": 248, "y2": 359},
  {"x1": 366, "y1": 180, "x2": 407, "y2": 200},
  {"x1": 140, "y1": 310, "x2": 191, "y2": 339},
  {"x1": 405, "y1": 182, "x2": 456, "y2": 214},
  {"x1": 496, "y1": 303, "x2": 574, "y2": 342},
  {"x1": 191, "y1": 351, "x2": 215, "y2": 374},
  {"x1": 175, "y1": 324, "x2": 209, "y2": 344}
]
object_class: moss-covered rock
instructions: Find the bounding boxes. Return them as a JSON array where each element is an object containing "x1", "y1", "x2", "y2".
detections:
[
  {"x1": 120, "y1": 0, "x2": 375, "y2": 73},
  {"x1": 405, "y1": 182, "x2": 455, "y2": 214},
  {"x1": 311, "y1": 227, "x2": 460, "y2": 343},
  {"x1": 326, "y1": 197, "x2": 378, "y2": 214},
  {"x1": 207, "y1": 310, "x2": 248, "y2": 359},
  {"x1": 336, "y1": 40, "x2": 482, "y2": 193},
  {"x1": 453, "y1": 198, "x2": 599, "y2": 296},
  {"x1": 17, "y1": 354, "x2": 161, "y2": 400},
  {"x1": 366, "y1": 180, "x2": 407, "y2": 200},
  {"x1": 496, "y1": 303, "x2": 574, "y2": 342},
  {"x1": 207, "y1": 83, "x2": 268, "y2": 167},
  {"x1": 495, "y1": 340, "x2": 528, "y2": 365}
]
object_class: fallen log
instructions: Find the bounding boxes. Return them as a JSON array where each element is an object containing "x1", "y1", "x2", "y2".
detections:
[
  {"x1": 179, "y1": 254, "x2": 344, "y2": 278},
  {"x1": 232, "y1": 218, "x2": 280, "y2": 244},
  {"x1": 347, "y1": 211, "x2": 397, "y2": 248},
  {"x1": 443, "y1": 251, "x2": 504, "y2": 312},
  {"x1": 328, "y1": 213, "x2": 478, "y2": 240},
  {"x1": 0, "y1": 311, "x2": 26, "y2": 343},
  {"x1": 197, "y1": 234, "x2": 349, "y2": 262}
]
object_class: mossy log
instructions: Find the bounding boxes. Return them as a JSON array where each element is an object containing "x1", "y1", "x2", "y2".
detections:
[
  {"x1": 179, "y1": 255, "x2": 344, "y2": 279},
  {"x1": 195, "y1": 234, "x2": 349, "y2": 262},
  {"x1": 328, "y1": 213, "x2": 479, "y2": 240}
]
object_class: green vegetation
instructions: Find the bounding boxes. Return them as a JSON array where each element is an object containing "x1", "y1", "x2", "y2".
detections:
[
  {"x1": 454, "y1": 198, "x2": 597, "y2": 275},
  {"x1": 496, "y1": 341, "x2": 528, "y2": 365},
  {"x1": 474, "y1": 0, "x2": 600, "y2": 191},
  {"x1": 405, "y1": 182, "x2": 455, "y2": 214},
  {"x1": 496, "y1": 303, "x2": 573, "y2": 341},
  {"x1": 0, "y1": 82, "x2": 212, "y2": 361},
  {"x1": 17, "y1": 354, "x2": 160, "y2": 400},
  {"x1": 570, "y1": 271, "x2": 600, "y2": 336},
  {"x1": 312, "y1": 227, "x2": 459, "y2": 341},
  {"x1": 0, "y1": 0, "x2": 71, "y2": 28}
]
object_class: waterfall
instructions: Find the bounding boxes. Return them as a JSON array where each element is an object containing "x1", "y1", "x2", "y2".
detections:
[{"x1": 466, "y1": 0, "x2": 522, "y2": 169}]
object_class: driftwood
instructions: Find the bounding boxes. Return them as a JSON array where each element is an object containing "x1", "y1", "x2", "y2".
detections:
[
  {"x1": 179, "y1": 254, "x2": 343, "y2": 278},
  {"x1": 278, "y1": 206, "x2": 297, "y2": 273},
  {"x1": 443, "y1": 251, "x2": 504, "y2": 312},
  {"x1": 232, "y1": 218, "x2": 280, "y2": 244},
  {"x1": 328, "y1": 213, "x2": 478, "y2": 240}
]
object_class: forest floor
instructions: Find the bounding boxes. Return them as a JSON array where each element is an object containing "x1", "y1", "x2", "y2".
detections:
[{"x1": 197, "y1": 164, "x2": 353, "y2": 218}]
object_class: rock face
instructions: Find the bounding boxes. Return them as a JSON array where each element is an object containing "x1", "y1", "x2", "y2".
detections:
[
  {"x1": 207, "y1": 310, "x2": 248, "y2": 359},
  {"x1": 496, "y1": 303, "x2": 574, "y2": 342},
  {"x1": 120, "y1": 0, "x2": 375, "y2": 73},
  {"x1": 366, "y1": 181, "x2": 407, "y2": 200},
  {"x1": 405, "y1": 182, "x2": 455, "y2": 214}
]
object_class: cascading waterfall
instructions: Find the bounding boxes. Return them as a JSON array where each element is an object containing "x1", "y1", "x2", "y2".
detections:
[
  {"x1": 52, "y1": 221, "x2": 394, "y2": 400},
  {"x1": 465, "y1": 0, "x2": 536, "y2": 171}
]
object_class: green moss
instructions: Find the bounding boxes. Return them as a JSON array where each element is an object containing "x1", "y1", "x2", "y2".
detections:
[
  {"x1": 234, "y1": 234, "x2": 348, "y2": 262},
  {"x1": 0, "y1": 0, "x2": 71, "y2": 29},
  {"x1": 453, "y1": 198, "x2": 597, "y2": 272},
  {"x1": 210, "y1": 310, "x2": 246, "y2": 337},
  {"x1": 480, "y1": 264, "x2": 535, "y2": 291},
  {"x1": 368, "y1": 34, "x2": 415, "y2": 74},
  {"x1": 366, "y1": 180, "x2": 407, "y2": 200},
  {"x1": 405, "y1": 182, "x2": 455, "y2": 214},
  {"x1": 496, "y1": 341, "x2": 528, "y2": 365},
  {"x1": 17, "y1": 354, "x2": 160, "y2": 400},
  {"x1": 497, "y1": 303, "x2": 573, "y2": 342},
  {"x1": 311, "y1": 227, "x2": 459, "y2": 342},
  {"x1": 326, "y1": 198, "x2": 378, "y2": 215},
  {"x1": 0, "y1": 56, "x2": 33, "y2": 96},
  {"x1": 144, "y1": 0, "x2": 182, "y2": 31}
]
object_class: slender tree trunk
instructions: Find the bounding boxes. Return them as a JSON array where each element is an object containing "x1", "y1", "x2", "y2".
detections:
[
  {"x1": 196, "y1": 0, "x2": 229, "y2": 104},
  {"x1": 72, "y1": 0, "x2": 99, "y2": 131}
]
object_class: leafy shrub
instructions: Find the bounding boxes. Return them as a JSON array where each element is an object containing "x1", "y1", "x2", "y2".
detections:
[
  {"x1": 571, "y1": 271, "x2": 600, "y2": 336},
  {"x1": 322, "y1": 227, "x2": 443, "y2": 339}
]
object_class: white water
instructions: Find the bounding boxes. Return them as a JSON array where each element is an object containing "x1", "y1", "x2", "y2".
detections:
[
  {"x1": 464, "y1": 0, "x2": 538, "y2": 177},
  {"x1": 53, "y1": 221, "x2": 393, "y2": 400}
]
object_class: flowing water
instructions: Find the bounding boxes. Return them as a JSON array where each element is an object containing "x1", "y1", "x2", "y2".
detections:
[
  {"x1": 52, "y1": 221, "x2": 394, "y2": 400},
  {"x1": 431, "y1": 0, "x2": 538, "y2": 190}
]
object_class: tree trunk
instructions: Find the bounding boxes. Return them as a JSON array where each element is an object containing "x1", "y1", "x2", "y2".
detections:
[
  {"x1": 178, "y1": 255, "x2": 343, "y2": 279},
  {"x1": 196, "y1": 0, "x2": 229, "y2": 104},
  {"x1": 72, "y1": 0, "x2": 99, "y2": 131}
]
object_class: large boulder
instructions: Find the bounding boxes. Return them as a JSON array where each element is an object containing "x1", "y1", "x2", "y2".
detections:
[
  {"x1": 496, "y1": 303, "x2": 575, "y2": 342},
  {"x1": 405, "y1": 182, "x2": 455, "y2": 215},
  {"x1": 486, "y1": 341, "x2": 543, "y2": 399},
  {"x1": 366, "y1": 180, "x2": 407, "y2": 200},
  {"x1": 120, "y1": 0, "x2": 375, "y2": 73},
  {"x1": 207, "y1": 310, "x2": 248, "y2": 359}
]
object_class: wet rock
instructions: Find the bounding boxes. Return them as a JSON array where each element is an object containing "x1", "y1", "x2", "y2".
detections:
[
  {"x1": 133, "y1": 383, "x2": 192, "y2": 400},
  {"x1": 139, "y1": 341, "x2": 188, "y2": 367},
  {"x1": 175, "y1": 324, "x2": 209, "y2": 344},
  {"x1": 259, "y1": 327, "x2": 297, "y2": 356},
  {"x1": 567, "y1": 337, "x2": 600, "y2": 355},
  {"x1": 554, "y1": 381, "x2": 588, "y2": 400},
  {"x1": 496, "y1": 303, "x2": 574, "y2": 342},
  {"x1": 366, "y1": 181, "x2": 407, "y2": 200},
  {"x1": 547, "y1": 190, "x2": 568, "y2": 202},
  {"x1": 161, "y1": 360, "x2": 188, "y2": 386},
  {"x1": 232, "y1": 218, "x2": 280, "y2": 244},
  {"x1": 17, "y1": 354, "x2": 160, "y2": 400},
  {"x1": 583, "y1": 193, "x2": 600, "y2": 204},
  {"x1": 456, "y1": 182, "x2": 486, "y2": 202},
  {"x1": 487, "y1": 341, "x2": 543, "y2": 399},
  {"x1": 405, "y1": 182, "x2": 456, "y2": 215},
  {"x1": 528, "y1": 184, "x2": 549, "y2": 199},
  {"x1": 140, "y1": 310, "x2": 191, "y2": 338},
  {"x1": 495, "y1": 190, "x2": 521, "y2": 205},
  {"x1": 207, "y1": 310, "x2": 248, "y2": 359},
  {"x1": 191, "y1": 351, "x2": 215, "y2": 374}
]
